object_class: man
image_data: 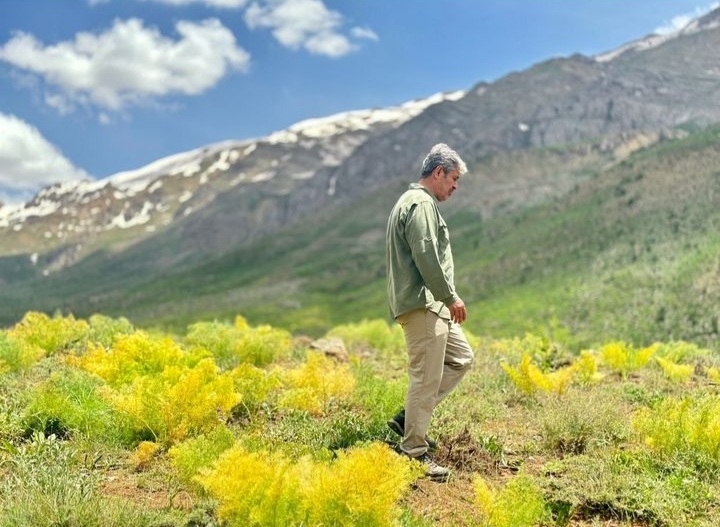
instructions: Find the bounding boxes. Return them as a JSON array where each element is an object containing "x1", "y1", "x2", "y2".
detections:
[{"x1": 385, "y1": 143, "x2": 475, "y2": 481}]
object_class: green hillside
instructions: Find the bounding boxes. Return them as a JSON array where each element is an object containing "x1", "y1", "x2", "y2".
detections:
[
  {"x1": 2, "y1": 127, "x2": 719, "y2": 349},
  {"x1": 129, "y1": 126, "x2": 720, "y2": 348}
]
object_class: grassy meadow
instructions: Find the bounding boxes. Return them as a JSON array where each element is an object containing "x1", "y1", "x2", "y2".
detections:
[{"x1": 2, "y1": 311, "x2": 720, "y2": 526}]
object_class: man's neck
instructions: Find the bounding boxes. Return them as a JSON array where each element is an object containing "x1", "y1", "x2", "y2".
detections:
[{"x1": 418, "y1": 178, "x2": 438, "y2": 200}]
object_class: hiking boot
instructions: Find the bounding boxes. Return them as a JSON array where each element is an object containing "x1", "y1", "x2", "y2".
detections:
[
  {"x1": 411, "y1": 453, "x2": 451, "y2": 482},
  {"x1": 387, "y1": 409, "x2": 438, "y2": 452}
]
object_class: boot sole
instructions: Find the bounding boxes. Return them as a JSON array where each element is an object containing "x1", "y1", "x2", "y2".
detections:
[{"x1": 427, "y1": 472, "x2": 450, "y2": 483}]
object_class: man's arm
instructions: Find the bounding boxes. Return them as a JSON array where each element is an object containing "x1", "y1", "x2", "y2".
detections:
[{"x1": 405, "y1": 202, "x2": 466, "y2": 322}]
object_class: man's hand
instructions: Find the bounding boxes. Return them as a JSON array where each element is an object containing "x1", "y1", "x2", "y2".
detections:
[{"x1": 449, "y1": 298, "x2": 467, "y2": 324}]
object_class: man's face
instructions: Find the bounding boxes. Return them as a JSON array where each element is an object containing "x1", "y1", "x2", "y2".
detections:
[{"x1": 435, "y1": 167, "x2": 461, "y2": 202}]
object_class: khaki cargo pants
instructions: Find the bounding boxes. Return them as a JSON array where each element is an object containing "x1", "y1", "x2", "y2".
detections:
[{"x1": 396, "y1": 308, "x2": 474, "y2": 457}]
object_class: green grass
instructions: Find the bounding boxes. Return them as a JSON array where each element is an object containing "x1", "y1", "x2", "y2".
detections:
[{"x1": 2, "y1": 312, "x2": 720, "y2": 525}]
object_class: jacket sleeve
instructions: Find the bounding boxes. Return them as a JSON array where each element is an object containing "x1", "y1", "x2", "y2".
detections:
[{"x1": 404, "y1": 202, "x2": 459, "y2": 305}]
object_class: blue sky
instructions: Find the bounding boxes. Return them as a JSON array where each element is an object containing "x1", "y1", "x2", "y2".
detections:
[{"x1": 0, "y1": 0, "x2": 718, "y2": 204}]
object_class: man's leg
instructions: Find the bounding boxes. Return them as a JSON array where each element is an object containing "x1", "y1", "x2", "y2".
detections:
[
  {"x1": 396, "y1": 309, "x2": 448, "y2": 457},
  {"x1": 434, "y1": 322, "x2": 474, "y2": 407}
]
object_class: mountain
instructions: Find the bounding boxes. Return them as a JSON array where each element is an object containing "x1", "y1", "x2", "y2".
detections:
[
  {"x1": 2, "y1": 9, "x2": 720, "y2": 346},
  {"x1": 0, "y1": 91, "x2": 463, "y2": 273}
]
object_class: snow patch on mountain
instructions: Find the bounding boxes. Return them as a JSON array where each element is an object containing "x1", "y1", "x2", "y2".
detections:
[
  {"x1": 0, "y1": 90, "x2": 466, "y2": 233},
  {"x1": 0, "y1": 198, "x2": 61, "y2": 227},
  {"x1": 291, "y1": 171, "x2": 315, "y2": 180},
  {"x1": 595, "y1": 10, "x2": 720, "y2": 62},
  {"x1": 595, "y1": 33, "x2": 677, "y2": 62},
  {"x1": 147, "y1": 181, "x2": 163, "y2": 193},
  {"x1": 266, "y1": 90, "x2": 465, "y2": 145},
  {"x1": 251, "y1": 171, "x2": 275, "y2": 182},
  {"x1": 107, "y1": 141, "x2": 240, "y2": 194},
  {"x1": 206, "y1": 149, "x2": 235, "y2": 175},
  {"x1": 107, "y1": 202, "x2": 154, "y2": 229}
]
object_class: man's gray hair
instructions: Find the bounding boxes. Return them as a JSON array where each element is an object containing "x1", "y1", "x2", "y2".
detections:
[{"x1": 420, "y1": 143, "x2": 468, "y2": 178}]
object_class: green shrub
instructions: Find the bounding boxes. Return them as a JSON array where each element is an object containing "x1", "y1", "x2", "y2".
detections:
[
  {"x1": 0, "y1": 432, "x2": 186, "y2": 527},
  {"x1": 169, "y1": 425, "x2": 235, "y2": 489},
  {"x1": 23, "y1": 368, "x2": 132, "y2": 445},
  {"x1": 8, "y1": 312, "x2": 89, "y2": 355},
  {"x1": 326, "y1": 319, "x2": 405, "y2": 358},
  {"x1": 231, "y1": 363, "x2": 283, "y2": 417},
  {"x1": 474, "y1": 474, "x2": 548, "y2": 527},
  {"x1": 85, "y1": 314, "x2": 135, "y2": 348},
  {"x1": 540, "y1": 452, "x2": 709, "y2": 526},
  {"x1": 350, "y1": 361, "x2": 406, "y2": 433},
  {"x1": 540, "y1": 389, "x2": 627, "y2": 454},
  {"x1": 0, "y1": 332, "x2": 44, "y2": 374},
  {"x1": 655, "y1": 340, "x2": 711, "y2": 363},
  {"x1": 233, "y1": 315, "x2": 293, "y2": 366},
  {"x1": 248, "y1": 410, "x2": 335, "y2": 459},
  {"x1": 106, "y1": 358, "x2": 240, "y2": 444},
  {"x1": 634, "y1": 394, "x2": 720, "y2": 468},
  {"x1": 186, "y1": 316, "x2": 292, "y2": 368},
  {"x1": 487, "y1": 333, "x2": 567, "y2": 370},
  {"x1": 185, "y1": 321, "x2": 238, "y2": 367},
  {"x1": 256, "y1": 406, "x2": 381, "y2": 457}
]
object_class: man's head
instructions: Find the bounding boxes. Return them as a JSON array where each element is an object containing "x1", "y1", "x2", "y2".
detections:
[{"x1": 419, "y1": 143, "x2": 467, "y2": 202}]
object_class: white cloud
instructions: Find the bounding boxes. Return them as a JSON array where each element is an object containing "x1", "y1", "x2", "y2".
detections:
[
  {"x1": 654, "y1": 2, "x2": 720, "y2": 34},
  {"x1": 45, "y1": 93, "x2": 75, "y2": 115},
  {"x1": 0, "y1": 113, "x2": 88, "y2": 204},
  {"x1": 305, "y1": 31, "x2": 354, "y2": 58},
  {"x1": 244, "y1": 0, "x2": 360, "y2": 57},
  {"x1": 89, "y1": 0, "x2": 376, "y2": 59},
  {"x1": 89, "y1": 0, "x2": 248, "y2": 7},
  {"x1": 143, "y1": 0, "x2": 249, "y2": 7},
  {"x1": 0, "y1": 18, "x2": 250, "y2": 112},
  {"x1": 351, "y1": 26, "x2": 379, "y2": 41}
]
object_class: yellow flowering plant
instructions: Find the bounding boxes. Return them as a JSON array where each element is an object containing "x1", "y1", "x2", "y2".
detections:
[
  {"x1": 9, "y1": 311, "x2": 89, "y2": 355},
  {"x1": 197, "y1": 442, "x2": 421, "y2": 527},
  {"x1": 277, "y1": 350, "x2": 355, "y2": 415}
]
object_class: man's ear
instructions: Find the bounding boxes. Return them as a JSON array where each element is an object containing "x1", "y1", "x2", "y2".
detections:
[{"x1": 432, "y1": 166, "x2": 444, "y2": 179}]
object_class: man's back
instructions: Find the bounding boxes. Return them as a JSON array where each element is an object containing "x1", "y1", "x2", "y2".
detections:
[{"x1": 386, "y1": 182, "x2": 456, "y2": 320}]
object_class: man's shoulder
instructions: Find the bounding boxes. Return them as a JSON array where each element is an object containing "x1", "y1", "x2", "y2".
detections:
[{"x1": 397, "y1": 186, "x2": 435, "y2": 208}]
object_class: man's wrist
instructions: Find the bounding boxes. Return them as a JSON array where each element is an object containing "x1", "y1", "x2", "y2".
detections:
[{"x1": 444, "y1": 294, "x2": 461, "y2": 306}]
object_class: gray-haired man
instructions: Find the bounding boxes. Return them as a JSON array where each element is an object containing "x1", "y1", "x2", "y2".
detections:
[{"x1": 385, "y1": 143, "x2": 475, "y2": 481}]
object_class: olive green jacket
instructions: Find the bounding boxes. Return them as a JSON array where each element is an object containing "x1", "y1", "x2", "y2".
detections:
[{"x1": 386, "y1": 183, "x2": 459, "y2": 319}]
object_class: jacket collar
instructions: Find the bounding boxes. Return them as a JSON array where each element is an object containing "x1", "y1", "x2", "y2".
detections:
[{"x1": 408, "y1": 182, "x2": 437, "y2": 202}]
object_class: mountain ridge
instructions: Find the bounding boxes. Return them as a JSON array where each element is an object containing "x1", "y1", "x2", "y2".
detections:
[{"x1": 0, "y1": 90, "x2": 465, "y2": 272}]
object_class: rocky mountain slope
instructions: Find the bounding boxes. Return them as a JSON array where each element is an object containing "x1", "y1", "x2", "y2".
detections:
[
  {"x1": 0, "y1": 91, "x2": 464, "y2": 274},
  {"x1": 330, "y1": 8, "x2": 720, "y2": 202}
]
